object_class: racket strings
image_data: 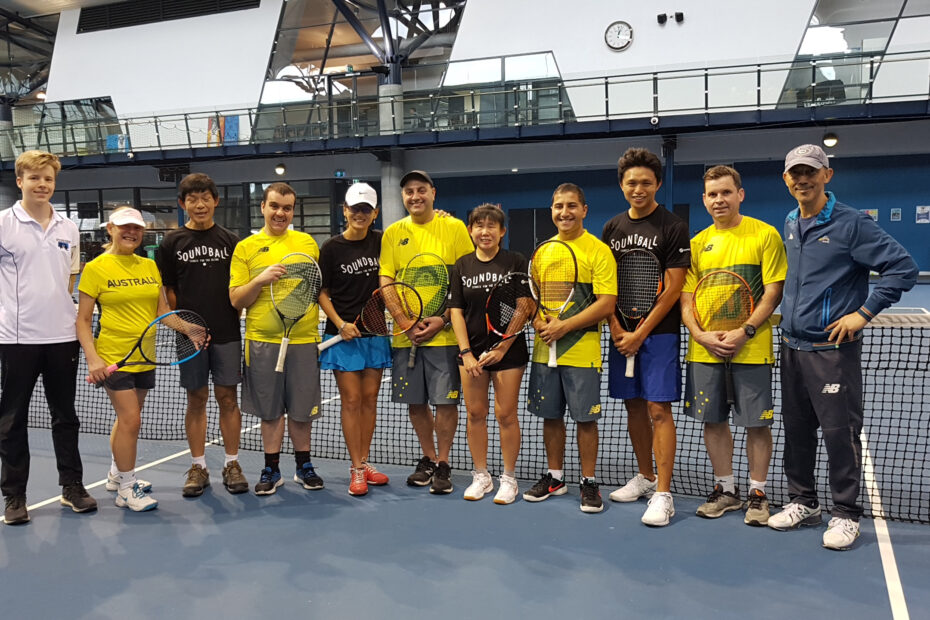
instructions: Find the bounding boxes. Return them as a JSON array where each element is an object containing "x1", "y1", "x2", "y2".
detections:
[
  {"x1": 694, "y1": 272, "x2": 754, "y2": 331},
  {"x1": 487, "y1": 274, "x2": 537, "y2": 336},
  {"x1": 147, "y1": 311, "x2": 208, "y2": 363},
  {"x1": 617, "y1": 252, "x2": 662, "y2": 318},
  {"x1": 402, "y1": 258, "x2": 449, "y2": 317},
  {"x1": 364, "y1": 284, "x2": 423, "y2": 336},
  {"x1": 273, "y1": 257, "x2": 321, "y2": 319},
  {"x1": 530, "y1": 243, "x2": 576, "y2": 312}
]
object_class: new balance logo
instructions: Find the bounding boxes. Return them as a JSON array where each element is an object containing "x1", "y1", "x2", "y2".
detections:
[
  {"x1": 703, "y1": 244, "x2": 713, "y2": 252},
  {"x1": 399, "y1": 238, "x2": 409, "y2": 246},
  {"x1": 822, "y1": 384, "x2": 841, "y2": 394}
]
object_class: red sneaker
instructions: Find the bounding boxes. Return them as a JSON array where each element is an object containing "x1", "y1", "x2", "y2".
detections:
[
  {"x1": 363, "y1": 462, "x2": 389, "y2": 486},
  {"x1": 349, "y1": 467, "x2": 368, "y2": 496}
]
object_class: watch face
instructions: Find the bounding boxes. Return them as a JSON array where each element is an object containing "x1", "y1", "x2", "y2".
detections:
[{"x1": 605, "y1": 21, "x2": 633, "y2": 51}]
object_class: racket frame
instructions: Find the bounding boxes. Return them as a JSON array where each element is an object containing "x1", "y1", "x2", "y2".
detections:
[
  {"x1": 529, "y1": 240, "x2": 578, "y2": 368},
  {"x1": 398, "y1": 252, "x2": 450, "y2": 369},
  {"x1": 482, "y1": 271, "x2": 538, "y2": 357},
  {"x1": 270, "y1": 252, "x2": 322, "y2": 373},
  {"x1": 317, "y1": 282, "x2": 423, "y2": 352}
]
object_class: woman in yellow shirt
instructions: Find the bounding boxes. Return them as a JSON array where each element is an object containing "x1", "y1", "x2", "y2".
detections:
[{"x1": 77, "y1": 207, "x2": 168, "y2": 512}]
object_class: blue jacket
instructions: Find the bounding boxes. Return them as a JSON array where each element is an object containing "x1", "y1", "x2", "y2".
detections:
[{"x1": 781, "y1": 192, "x2": 918, "y2": 351}]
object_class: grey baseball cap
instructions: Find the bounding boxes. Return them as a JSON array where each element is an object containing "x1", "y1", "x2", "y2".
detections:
[
  {"x1": 399, "y1": 170, "x2": 434, "y2": 187},
  {"x1": 784, "y1": 144, "x2": 830, "y2": 173}
]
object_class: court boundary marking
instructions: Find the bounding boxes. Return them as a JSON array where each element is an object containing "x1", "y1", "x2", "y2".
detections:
[{"x1": 862, "y1": 428, "x2": 910, "y2": 620}]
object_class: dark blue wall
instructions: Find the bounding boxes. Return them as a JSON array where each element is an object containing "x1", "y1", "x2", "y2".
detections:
[{"x1": 430, "y1": 154, "x2": 929, "y2": 270}]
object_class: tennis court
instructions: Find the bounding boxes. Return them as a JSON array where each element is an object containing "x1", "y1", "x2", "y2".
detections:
[{"x1": 3, "y1": 294, "x2": 928, "y2": 617}]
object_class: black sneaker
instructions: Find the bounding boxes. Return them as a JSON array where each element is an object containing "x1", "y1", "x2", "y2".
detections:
[
  {"x1": 294, "y1": 462, "x2": 324, "y2": 490},
  {"x1": 3, "y1": 495, "x2": 29, "y2": 525},
  {"x1": 60, "y1": 483, "x2": 98, "y2": 513},
  {"x1": 580, "y1": 479, "x2": 604, "y2": 513},
  {"x1": 522, "y1": 473, "x2": 568, "y2": 502},
  {"x1": 429, "y1": 461, "x2": 453, "y2": 494},
  {"x1": 406, "y1": 456, "x2": 436, "y2": 486}
]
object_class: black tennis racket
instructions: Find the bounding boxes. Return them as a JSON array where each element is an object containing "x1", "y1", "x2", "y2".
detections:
[
  {"x1": 399, "y1": 252, "x2": 450, "y2": 368},
  {"x1": 529, "y1": 240, "x2": 578, "y2": 368},
  {"x1": 692, "y1": 270, "x2": 755, "y2": 405},
  {"x1": 616, "y1": 248, "x2": 664, "y2": 378},
  {"x1": 482, "y1": 271, "x2": 538, "y2": 357},
  {"x1": 86, "y1": 309, "x2": 209, "y2": 384},
  {"x1": 318, "y1": 282, "x2": 423, "y2": 352},
  {"x1": 271, "y1": 252, "x2": 322, "y2": 372}
]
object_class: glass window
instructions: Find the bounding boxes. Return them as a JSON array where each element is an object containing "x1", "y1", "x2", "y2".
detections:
[
  {"x1": 903, "y1": 0, "x2": 930, "y2": 16},
  {"x1": 813, "y1": 0, "x2": 905, "y2": 24}
]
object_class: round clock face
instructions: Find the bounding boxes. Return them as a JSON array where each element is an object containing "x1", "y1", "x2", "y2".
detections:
[{"x1": 605, "y1": 20, "x2": 633, "y2": 51}]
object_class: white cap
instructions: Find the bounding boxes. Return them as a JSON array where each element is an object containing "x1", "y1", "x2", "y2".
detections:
[
  {"x1": 345, "y1": 183, "x2": 378, "y2": 209},
  {"x1": 106, "y1": 207, "x2": 146, "y2": 227}
]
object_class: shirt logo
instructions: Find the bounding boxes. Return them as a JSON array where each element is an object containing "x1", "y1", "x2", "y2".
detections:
[
  {"x1": 817, "y1": 236, "x2": 830, "y2": 244},
  {"x1": 399, "y1": 238, "x2": 409, "y2": 246},
  {"x1": 822, "y1": 384, "x2": 841, "y2": 394},
  {"x1": 678, "y1": 247, "x2": 688, "y2": 254},
  {"x1": 57, "y1": 240, "x2": 70, "y2": 250},
  {"x1": 788, "y1": 233, "x2": 795, "y2": 240},
  {"x1": 258, "y1": 247, "x2": 270, "y2": 252},
  {"x1": 703, "y1": 244, "x2": 713, "y2": 252}
]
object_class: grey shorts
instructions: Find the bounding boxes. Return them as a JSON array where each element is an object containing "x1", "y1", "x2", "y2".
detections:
[
  {"x1": 683, "y1": 362, "x2": 774, "y2": 427},
  {"x1": 391, "y1": 346, "x2": 461, "y2": 405},
  {"x1": 104, "y1": 369, "x2": 155, "y2": 392},
  {"x1": 241, "y1": 340, "x2": 322, "y2": 423},
  {"x1": 179, "y1": 340, "x2": 242, "y2": 390},
  {"x1": 527, "y1": 362, "x2": 603, "y2": 423}
]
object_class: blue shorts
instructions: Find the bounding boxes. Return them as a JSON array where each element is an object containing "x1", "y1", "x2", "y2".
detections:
[
  {"x1": 319, "y1": 334, "x2": 392, "y2": 372},
  {"x1": 607, "y1": 332, "x2": 681, "y2": 403}
]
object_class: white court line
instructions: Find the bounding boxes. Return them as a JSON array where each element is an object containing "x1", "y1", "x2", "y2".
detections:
[
  {"x1": 861, "y1": 429, "x2": 910, "y2": 620},
  {"x1": 28, "y1": 391, "x2": 351, "y2": 512}
]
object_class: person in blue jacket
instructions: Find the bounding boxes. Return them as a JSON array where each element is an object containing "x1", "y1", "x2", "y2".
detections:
[{"x1": 768, "y1": 144, "x2": 918, "y2": 550}]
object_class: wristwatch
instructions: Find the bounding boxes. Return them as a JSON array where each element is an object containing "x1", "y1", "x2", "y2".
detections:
[{"x1": 742, "y1": 324, "x2": 756, "y2": 339}]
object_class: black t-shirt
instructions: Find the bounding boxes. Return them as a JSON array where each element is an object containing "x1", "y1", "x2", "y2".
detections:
[
  {"x1": 601, "y1": 205, "x2": 691, "y2": 335},
  {"x1": 156, "y1": 224, "x2": 241, "y2": 344},
  {"x1": 449, "y1": 249, "x2": 529, "y2": 364},
  {"x1": 319, "y1": 230, "x2": 382, "y2": 335}
]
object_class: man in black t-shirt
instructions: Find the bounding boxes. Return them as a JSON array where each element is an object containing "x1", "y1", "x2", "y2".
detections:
[
  {"x1": 601, "y1": 148, "x2": 690, "y2": 527},
  {"x1": 156, "y1": 173, "x2": 247, "y2": 497}
]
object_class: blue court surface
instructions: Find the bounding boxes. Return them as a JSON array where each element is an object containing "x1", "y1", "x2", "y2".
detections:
[{"x1": 3, "y1": 430, "x2": 928, "y2": 620}]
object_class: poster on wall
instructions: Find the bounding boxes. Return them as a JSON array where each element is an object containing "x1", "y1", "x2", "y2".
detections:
[
  {"x1": 890, "y1": 208, "x2": 902, "y2": 222},
  {"x1": 860, "y1": 209, "x2": 878, "y2": 221},
  {"x1": 917, "y1": 206, "x2": 930, "y2": 224}
]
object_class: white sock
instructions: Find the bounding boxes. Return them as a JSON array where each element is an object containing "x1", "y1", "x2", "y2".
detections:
[
  {"x1": 548, "y1": 469, "x2": 564, "y2": 482},
  {"x1": 749, "y1": 479, "x2": 767, "y2": 494},
  {"x1": 475, "y1": 467, "x2": 488, "y2": 475},
  {"x1": 503, "y1": 469, "x2": 516, "y2": 479},
  {"x1": 109, "y1": 458, "x2": 119, "y2": 477},
  {"x1": 582, "y1": 476, "x2": 596, "y2": 484},
  {"x1": 192, "y1": 455, "x2": 207, "y2": 469},
  {"x1": 117, "y1": 470, "x2": 136, "y2": 491},
  {"x1": 225, "y1": 453, "x2": 238, "y2": 466},
  {"x1": 715, "y1": 474, "x2": 736, "y2": 494}
]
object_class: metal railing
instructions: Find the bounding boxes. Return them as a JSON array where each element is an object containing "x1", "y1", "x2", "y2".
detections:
[{"x1": 2, "y1": 49, "x2": 929, "y2": 161}]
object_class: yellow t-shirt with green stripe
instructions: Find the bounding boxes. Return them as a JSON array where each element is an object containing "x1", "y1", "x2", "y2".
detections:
[
  {"x1": 530, "y1": 231, "x2": 617, "y2": 369},
  {"x1": 379, "y1": 214, "x2": 474, "y2": 348},
  {"x1": 229, "y1": 229, "x2": 320, "y2": 344},
  {"x1": 682, "y1": 216, "x2": 787, "y2": 364},
  {"x1": 78, "y1": 253, "x2": 162, "y2": 373}
]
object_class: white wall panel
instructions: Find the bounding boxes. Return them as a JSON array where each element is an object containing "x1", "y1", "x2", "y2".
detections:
[
  {"x1": 451, "y1": 0, "x2": 816, "y2": 119},
  {"x1": 45, "y1": 0, "x2": 283, "y2": 118}
]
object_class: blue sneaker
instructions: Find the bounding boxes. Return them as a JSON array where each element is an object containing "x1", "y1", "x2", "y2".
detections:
[
  {"x1": 254, "y1": 467, "x2": 283, "y2": 496},
  {"x1": 294, "y1": 462, "x2": 324, "y2": 490}
]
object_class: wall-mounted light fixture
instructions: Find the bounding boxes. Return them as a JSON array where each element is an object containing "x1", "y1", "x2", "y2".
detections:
[
  {"x1": 822, "y1": 132, "x2": 839, "y2": 148},
  {"x1": 274, "y1": 163, "x2": 286, "y2": 175},
  {"x1": 675, "y1": 12, "x2": 684, "y2": 23},
  {"x1": 657, "y1": 12, "x2": 684, "y2": 25},
  {"x1": 657, "y1": 13, "x2": 667, "y2": 25}
]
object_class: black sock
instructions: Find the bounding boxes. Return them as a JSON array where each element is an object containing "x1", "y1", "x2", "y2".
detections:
[
  {"x1": 264, "y1": 452, "x2": 280, "y2": 472},
  {"x1": 295, "y1": 451, "x2": 311, "y2": 468}
]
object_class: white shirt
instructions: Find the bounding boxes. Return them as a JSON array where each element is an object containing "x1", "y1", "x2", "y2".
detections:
[{"x1": 0, "y1": 202, "x2": 80, "y2": 344}]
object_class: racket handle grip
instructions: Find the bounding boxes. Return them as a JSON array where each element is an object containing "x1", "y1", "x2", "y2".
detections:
[
  {"x1": 316, "y1": 334, "x2": 343, "y2": 352},
  {"x1": 547, "y1": 341, "x2": 558, "y2": 368},
  {"x1": 625, "y1": 354, "x2": 635, "y2": 378},
  {"x1": 275, "y1": 337, "x2": 290, "y2": 373},
  {"x1": 408, "y1": 344, "x2": 418, "y2": 368}
]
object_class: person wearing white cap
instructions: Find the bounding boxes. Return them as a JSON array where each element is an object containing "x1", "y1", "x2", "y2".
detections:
[
  {"x1": 1, "y1": 150, "x2": 97, "y2": 525},
  {"x1": 317, "y1": 182, "x2": 392, "y2": 496},
  {"x1": 76, "y1": 205, "x2": 171, "y2": 512},
  {"x1": 769, "y1": 144, "x2": 917, "y2": 549}
]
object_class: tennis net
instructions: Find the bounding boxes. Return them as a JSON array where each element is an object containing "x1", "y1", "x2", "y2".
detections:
[{"x1": 18, "y1": 313, "x2": 930, "y2": 523}]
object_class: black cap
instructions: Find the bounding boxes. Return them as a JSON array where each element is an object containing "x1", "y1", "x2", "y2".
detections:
[{"x1": 399, "y1": 170, "x2": 434, "y2": 187}]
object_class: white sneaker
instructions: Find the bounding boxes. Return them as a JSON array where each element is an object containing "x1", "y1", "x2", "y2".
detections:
[
  {"x1": 822, "y1": 517, "x2": 860, "y2": 550},
  {"x1": 641, "y1": 492, "x2": 675, "y2": 526},
  {"x1": 115, "y1": 482, "x2": 158, "y2": 512},
  {"x1": 767, "y1": 502, "x2": 822, "y2": 531},
  {"x1": 106, "y1": 472, "x2": 152, "y2": 493},
  {"x1": 493, "y1": 475, "x2": 519, "y2": 505},
  {"x1": 463, "y1": 471, "x2": 494, "y2": 501},
  {"x1": 609, "y1": 473, "x2": 657, "y2": 502}
]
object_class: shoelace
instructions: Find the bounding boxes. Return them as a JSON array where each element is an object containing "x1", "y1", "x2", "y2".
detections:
[
  {"x1": 299, "y1": 464, "x2": 317, "y2": 478},
  {"x1": 352, "y1": 468, "x2": 366, "y2": 483},
  {"x1": 746, "y1": 493, "x2": 766, "y2": 510},
  {"x1": 131, "y1": 483, "x2": 146, "y2": 499},
  {"x1": 828, "y1": 518, "x2": 856, "y2": 533},
  {"x1": 581, "y1": 481, "x2": 598, "y2": 501},
  {"x1": 260, "y1": 468, "x2": 277, "y2": 483}
]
